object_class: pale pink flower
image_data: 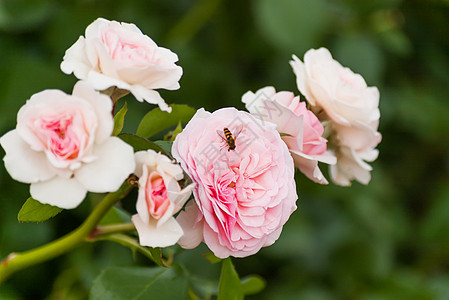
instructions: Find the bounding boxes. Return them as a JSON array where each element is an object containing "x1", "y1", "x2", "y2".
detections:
[
  {"x1": 61, "y1": 18, "x2": 182, "y2": 112},
  {"x1": 290, "y1": 48, "x2": 381, "y2": 185},
  {"x1": 290, "y1": 47, "x2": 380, "y2": 127},
  {"x1": 242, "y1": 86, "x2": 336, "y2": 184},
  {"x1": 172, "y1": 108, "x2": 297, "y2": 258},
  {"x1": 0, "y1": 81, "x2": 135, "y2": 209},
  {"x1": 329, "y1": 120, "x2": 381, "y2": 186},
  {"x1": 131, "y1": 149, "x2": 194, "y2": 248}
]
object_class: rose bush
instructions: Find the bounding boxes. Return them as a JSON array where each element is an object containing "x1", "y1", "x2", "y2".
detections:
[
  {"x1": 131, "y1": 149, "x2": 194, "y2": 248},
  {"x1": 290, "y1": 48, "x2": 381, "y2": 185},
  {"x1": 242, "y1": 86, "x2": 336, "y2": 184},
  {"x1": 172, "y1": 108, "x2": 298, "y2": 258},
  {"x1": 60, "y1": 18, "x2": 182, "y2": 112},
  {"x1": 0, "y1": 81, "x2": 135, "y2": 209}
]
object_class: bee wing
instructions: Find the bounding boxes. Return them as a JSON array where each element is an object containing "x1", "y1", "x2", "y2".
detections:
[
  {"x1": 232, "y1": 124, "x2": 244, "y2": 140},
  {"x1": 216, "y1": 129, "x2": 227, "y2": 142}
]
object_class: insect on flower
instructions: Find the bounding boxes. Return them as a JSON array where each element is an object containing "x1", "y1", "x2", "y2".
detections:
[{"x1": 217, "y1": 125, "x2": 243, "y2": 151}]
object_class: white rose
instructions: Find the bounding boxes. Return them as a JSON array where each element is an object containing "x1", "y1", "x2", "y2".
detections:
[
  {"x1": 290, "y1": 48, "x2": 381, "y2": 185},
  {"x1": 61, "y1": 18, "x2": 183, "y2": 112},
  {"x1": 0, "y1": 81, "x2": 136, "y2": 209},
  {"x1": 131, "y1": 150, "x2": 194, "y2": 248},
  {"x1": 290, "y1": 47, "x2": 380, "y2": 127}
]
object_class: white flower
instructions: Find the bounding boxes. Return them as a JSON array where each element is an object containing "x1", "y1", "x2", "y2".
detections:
[
  {"x1": 131, "y1": 150, "x2": 194, "y2": 248},
  {"x1": 0, "y1": 81, "x2": 136, "y2": 209},
  {"x1": 290, "y1": 48, "x2": 381, "y2": 185},
  {"x1": 61, "y1": 18, "x2": 183, "y2": 112}
]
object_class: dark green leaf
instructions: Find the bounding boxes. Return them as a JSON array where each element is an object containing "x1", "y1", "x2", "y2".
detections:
[
  {"x1": 136, "y1": 104, "x2": 196, "y2": 138},
  {"x1": 241, "y1": 275, "x2": 266, "y2": 295},
  {"x1": 17, "y1": 197, "x2": 63, "y2": 223},
  {"x1": 217, "y1": 258, "x2": 243, "y2": 300},
  {"x1": 90, "y1": 265, "x2": 188, "y2": 300},
  {"x1": 154, "y1": 141, "x2": 173, "y2": 157},
  {"x1": 118, "y1": 133, "x2": 171, "y2": 157},
  {"x1": 112, "y1": 102, "x2": 128, "y2": 136},
  {"x1": 189, "y1": 276, "x2": 218, "y2": 300}
]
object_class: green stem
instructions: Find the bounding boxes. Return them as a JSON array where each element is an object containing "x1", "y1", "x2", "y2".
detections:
[
  {"x1": 89, "y1": 223, "x2": 136, "y2": 239},
  {"x1": 0, "y1": 178, "x2": 136, "y2": 284}
]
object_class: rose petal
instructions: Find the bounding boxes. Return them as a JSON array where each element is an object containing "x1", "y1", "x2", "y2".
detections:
[
  {"x1": 75, "y1": 137, "x2": 135, "y2": 193},
  {"x1": 132, "y1": 214, "x2": 183, "y2": 248},
  {"x1": 30, "y1": 176, "x2": 87, "y2": 209},
  {"x1": 0, "y1": 130, "x2": 56, "y2": 183},
  {"x1": 176, "y1": 200, "x2": 204, "y2": 249}
]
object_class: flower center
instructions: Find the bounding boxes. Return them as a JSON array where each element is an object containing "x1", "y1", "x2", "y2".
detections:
[
  {"x1": 38, "y1": 115, "x2": 81, "y2": 161},
  {"x1": 102, "y1": 30, "x2": 155, "y2": 67},
  {"x1": 146, "y1": 173, "x2": 170, "y2": 220}
]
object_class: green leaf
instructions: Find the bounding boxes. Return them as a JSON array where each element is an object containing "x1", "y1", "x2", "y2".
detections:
[
  {"x1": 217, "y1": 258, "x2": 243, "y2": 300},
  {"x1": 163, "y1": 122, "x2": 183, "y2": 141},
  {"x1": 136, "y1": 104, "x2": 196, "y2": 138},
  {"x1": 118, "y1": 133, "x2": 171, "y2": 157},
  {"x1": 112, "y1": 102, "x2": 128, "y2": 136},
  {"x1": 90, "y1": 265, "x2": 188, "y2": 300},
  {"x1": 154, "y1": 141, "x2": 173, "y2": 157},
  {"x1": 17, "y1": 197, "x2": 63, "y2": 223},
  {"x1": 241, "y1": 275, "x2": 266, "y2": 295}
]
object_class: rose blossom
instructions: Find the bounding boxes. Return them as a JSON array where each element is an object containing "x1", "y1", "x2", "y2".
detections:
[
  {"x1": 172, "y1": 108, "x2": 298, "y2": 258},
  {"x1": 0, "y1": 81, "x2": 135, "y2": 209},
  {"x1": 60, "y1": 18, "x2": 182, "y2": 112},
  {"x1": 329, "y1": 120, "x2": 381, "y2": 186},
  {"x1": 290, "y1": 47, "x2": 381, "y2": 185},
  {"x1": 131, "y1": 149, "x2": 194, "y2": 248},
  {"x1": 242, "y1": 86, "x2": 336, "y2": 184}
]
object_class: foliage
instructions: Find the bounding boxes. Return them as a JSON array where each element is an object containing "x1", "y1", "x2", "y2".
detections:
[{"x1": 0, "y1": 0, "x2": 448, "y2": 299}]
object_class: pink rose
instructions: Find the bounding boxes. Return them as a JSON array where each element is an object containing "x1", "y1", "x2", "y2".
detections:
[
  {"x1": 0, "y1": 81, "x2": 135, "y2": 209},
  {"x1": 172, "y1": 108, "x2": 297, "y2": 258},
  {"x1": 131, "y1": 150, "x2": 194, "y2": 248},
  {"x1": 290, "y1": 48, "x2": 381, "y2": 185},
  {"x1": 60, "y1": 18, "x2": 182, "y2": 112},
  {"x1": 242, "y1": 86, "x2": 336, "y2": 184}
]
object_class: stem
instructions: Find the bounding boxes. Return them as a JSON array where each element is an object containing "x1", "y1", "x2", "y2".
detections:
[
  {"x1": 88, "y1": 223, "x2": 136, "y2": 239},
  {"x1": 0, "y1": 178, "x2": 136, "y2": 284}
]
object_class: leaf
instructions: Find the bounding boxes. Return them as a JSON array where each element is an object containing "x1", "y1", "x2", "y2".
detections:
[
  {"x1": 118, "y1": 133, "x2": 171, "y2": 157},
  {"x1": 112, "y1": 102, "x2": 128, "y2": 136},
  {"x1": 163, "y1": 122, "x2": 183, "y2": 141},
  {"x1": 136, "y1": 104, "x2": 196, "y2": 138},
  {"x1": 154, "y1": 141, "x2": 173, "y2": 157},
  {"x1": 90, "y1": 264, "x2": 188, "y2": 300},
  {"x1": 217, "y1": 258, "x2": 243, "y2": 300},
  {"x1": 241, "y1": 275, "x2": 266, "y2": 295},
  {"x1": 17, "y1": 197, "x2": 63, "y2": 223},
  {"x1": 94, "y1": 234, "x2": 166, "y2": 267}
]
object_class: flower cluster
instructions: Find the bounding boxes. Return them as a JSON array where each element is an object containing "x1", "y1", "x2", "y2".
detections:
[{"x1": 0, "y1": 18, "x2": 381, "y2": 260}]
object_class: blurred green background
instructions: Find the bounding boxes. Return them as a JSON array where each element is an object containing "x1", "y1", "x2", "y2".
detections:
[{"x1": 1, "y1": 0, "x2": 449, "y2": 299}]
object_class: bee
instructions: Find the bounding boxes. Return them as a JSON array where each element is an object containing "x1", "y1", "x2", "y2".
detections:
[{"x1": 217, "y1": 126, "x2": 243, "y2": 151}]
